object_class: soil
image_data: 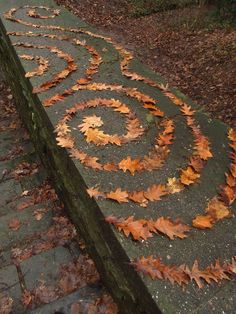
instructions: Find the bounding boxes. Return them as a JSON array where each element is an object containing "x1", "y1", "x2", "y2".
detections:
[{"x1": 56, "y1": 0, "x2": 236, "y2": 128}]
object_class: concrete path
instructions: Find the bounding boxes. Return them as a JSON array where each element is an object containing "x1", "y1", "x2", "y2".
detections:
[
  {"x1": 0, "y1": 1, "x2": 235, "y2": 313},
  {"x1": 0, "y1": 72, "x2": 116, "y2": 313}
]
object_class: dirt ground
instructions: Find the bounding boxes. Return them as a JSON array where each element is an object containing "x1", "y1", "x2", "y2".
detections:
[{"x1": 56, "y1": 0, "x2": 236, "y2": 128}]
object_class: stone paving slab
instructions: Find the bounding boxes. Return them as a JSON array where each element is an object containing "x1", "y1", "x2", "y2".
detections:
[
  {"x1": 0, "y1": 265, "x2": 23, "y2": 313},
  {"x1": 0, "y1": 1, "x2": 235, "y2": 313}
]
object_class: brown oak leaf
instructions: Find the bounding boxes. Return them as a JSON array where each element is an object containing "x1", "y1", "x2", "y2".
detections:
[
  {"x1": 144, "y1": 184, "x2": 167, "y2": 201},
  {"x1": 180, "y1": 167, "x2": 200, "y2": 185},
  {"x1": 106, "y1": 188, "x2": 129, "y2": 203},
  {"x1": 118, "y1": 156, "x2": 143, "y2": 175}
]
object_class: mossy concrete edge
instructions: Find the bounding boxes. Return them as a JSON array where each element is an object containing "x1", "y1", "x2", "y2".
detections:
[{"x1": 0, "y1": 18, "x2": 161, "y2": 314}]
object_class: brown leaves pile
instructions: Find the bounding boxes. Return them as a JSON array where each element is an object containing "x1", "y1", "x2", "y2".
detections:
[
  {"x1": 106, "y1": 215, "x2": 190, "y2": 241},
  {"x1": 132, "y1": 256, "x2": 236, "y2": 289}
]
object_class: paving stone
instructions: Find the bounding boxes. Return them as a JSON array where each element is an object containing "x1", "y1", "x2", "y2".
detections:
[
  {"x1": 30, "y1": 286, "x2": 103, "y2": 314},
  {"x1": 0, "y1": 264, "x2": 23, "y2": 313},
  {"x1": 0, "y1": 1, "x2": 235, "y2": 313},
  {"x1": 0, "y1": 179, "x2": 22, "y2": 207},
  {"x1": 0, "y1": 203, "x2": 54, "y2": 251},
  {"x1": 0, "y1": 247, "x2": 14, "y2": 269},
  {"x1": 20, "y1": 246, "x2": 73, "y2": 290}
]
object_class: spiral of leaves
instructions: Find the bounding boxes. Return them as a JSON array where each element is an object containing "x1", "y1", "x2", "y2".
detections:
[{"x1": 4, "y1": 5, "x2": 236, "y2": 288}]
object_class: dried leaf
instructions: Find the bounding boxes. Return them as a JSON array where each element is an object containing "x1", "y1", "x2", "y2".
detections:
[
  {"x1": 153, "y1": 217, "x2": 190, "y2": 240},
  {"x1": 87, "y1": 187, "x2": 104, "y2": 199},
  {"x1": 8, "y1": 218, "x2": 21, "y2": 231},
  {"x1": 106, "y1": 215, "x2": 190, "y2": 240},
  {"x1": 180, "y1": 167, "x2": 200, "y2": 185},
  {"x1": 106, "y1": 215, "x2": 152, "y2": 241},
  {"x1": 144, "y1": 184, "x2": 167, "y2": 201},
  {"x1": 118, "y1": 156, "x2": 143, "y2": 175},
  {"x1": 106, "y1": 188, "x2": 129, "y2": 203},
  {"x1": 206, "y1": 197, "x2": 230, "y2": 221},
  {"x1": 56, "y1": 136, "x2": 74, "y2": 149},
  {"x1": 192, "y1": 215, "x2": 213, "y2": 229},
  {"x1": 167, "y1": 177, "x2": 184, "y2": 194},
  {"x1": 128, "y1": 191, "x2": 148, "y2": 207}
]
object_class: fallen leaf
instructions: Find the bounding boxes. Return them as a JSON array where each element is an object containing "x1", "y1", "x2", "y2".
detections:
[
  {"x1": 33, "y1": 208, "x2": 48, "y2": 221},
  {"x1": 106, "y1": 188, "x2": 129, "y2": 203},
  {"x1": 56, "y1": 136, "x2": 74, "y2": 149},
  {"x1": 180, "y1": 167, "x2": 200, "y2": 185},
  {"x1": 192, "y1": 214, "x2": 213, "y2": 229},
  {"x1": 118, "y1": 156, "x2": 143, "y2": 175},
  {"x1": 106, "y1": 215, "x2": 190, "y2": 240},
  {"x1": 128, "y1": 191, "x2": 148, "y2": 207},
  {"x1": 8, "y1": 218, "x2": 21, "y2": 231},
  {"x1": 153, "y1": 217, "x2": 190, "y2": 240},
  {"x1": 206, "y1": 197, "x2": 230, "y2": 221},
  {"x1": 167, "y1": 177, "x2": 184, "y2": 194},
  {"x1": 144, "y1": 184, "x2": 167, "y2": 201},
  {"x1": 87, "y1": 187, "x2": 104, "y2": 199}
]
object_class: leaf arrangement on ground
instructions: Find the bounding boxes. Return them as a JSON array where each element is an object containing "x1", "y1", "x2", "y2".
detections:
[{"x1": 4, "y1": 5, "x2": 236, "y2": 290}]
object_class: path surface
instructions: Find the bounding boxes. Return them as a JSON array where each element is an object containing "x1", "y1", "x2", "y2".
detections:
[
  {"x1": 0, "y1": 71, "x2": 116, "y2": 313},
  {"x1": 0, "y1": 1, "x2": 235, "y2": 313}
]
